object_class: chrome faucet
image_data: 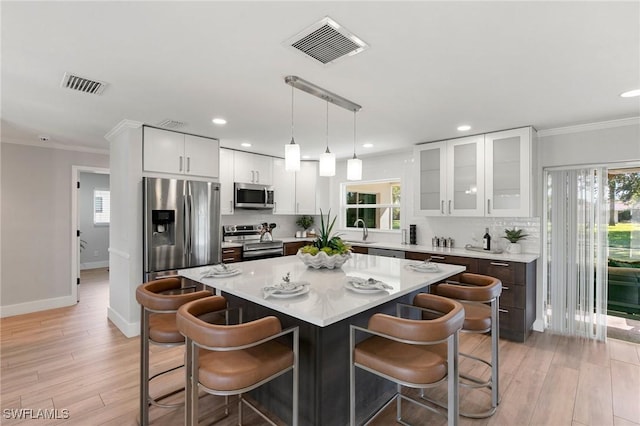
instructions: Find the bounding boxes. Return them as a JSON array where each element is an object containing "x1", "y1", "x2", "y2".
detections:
[{"x1": 353, "y1": 219, "x2": 368, "y2": 241}]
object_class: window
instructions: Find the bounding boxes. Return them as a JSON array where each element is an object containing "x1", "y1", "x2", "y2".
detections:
[
  {"x1": 94, "y1": 189, "x2": 111, "y2": 225},
  {"x1": 342, "y1": 180, "x2": 401, "y2": 231}
]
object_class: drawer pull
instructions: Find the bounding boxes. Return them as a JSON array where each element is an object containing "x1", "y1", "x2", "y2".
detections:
[
  {"x1": 499, "y1": 308, "x2": 509, "y2": 313},
  {"x1": 502, "y1": 286, "x2": 510, "y2": 290},
  {"x1": 222, "y1": 249, "x2": 235, "y2": 254},
  {"x1": 222, "y1": 257, "x2": 235, "y2": 262},
  {"x1": 431, "y1": 256, "x2": 445, "y2": 260},
  {"x1": 490, "y1": 262, "x2": 510, "y2": 267}
]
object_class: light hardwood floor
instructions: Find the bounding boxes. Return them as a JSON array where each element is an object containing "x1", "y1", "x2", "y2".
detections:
[{"x1": 1, "y1": 268, "x2": 639, "y2": 426}]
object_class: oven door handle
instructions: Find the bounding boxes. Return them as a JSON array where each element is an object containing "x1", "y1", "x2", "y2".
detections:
[{"x1": 243, "y1": 248, "x2": 283, "y2": 258}]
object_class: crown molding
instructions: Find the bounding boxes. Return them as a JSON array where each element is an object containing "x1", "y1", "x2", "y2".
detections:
[
  {"x1": 0, "y1": 138, "x2": 109, "y2": 155},
  {"x1": 537, "y1": 117, "x2": 640, "y2": 137},
  {"x1": 104, "y1": 119, "x2": 144, "y2": 141}
]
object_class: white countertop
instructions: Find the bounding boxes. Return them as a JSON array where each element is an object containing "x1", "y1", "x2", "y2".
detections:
[{"x1": 180, "y1": 253, "x2": 464, "y2": 327}]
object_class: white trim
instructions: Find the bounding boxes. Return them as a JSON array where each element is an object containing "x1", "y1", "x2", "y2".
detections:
[
  {"x1": 72, "y1": 166, "x2": 110, "y2": 305},
  {"x1": 108, "y1": 247, "x2": 130, "y2": 259},
  {"x1": 537, "y1": 117, "x2": 640, "y2": 137},
  {"x1": 107, "y1": 307, "x2": 140, "y2": 338},
  {"x1": 1, "y1": 138, "x2": 109, "y2": 155},
  {"x1": 0, "y1": 295, "x2": 77, "y2": 318},
  {"x1": 104, "y1": 119, "x2": 143, "y2": 141},
  {"x1": 81, "y1": 260, "x2": 110, "y2": 270}
]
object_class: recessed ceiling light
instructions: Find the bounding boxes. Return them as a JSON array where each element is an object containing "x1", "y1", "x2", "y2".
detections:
[
  {"x1": 620, "y1": 89, "x2": 640, "y2": 98},
  {"x1": 212, "y1": 117, "x2": 227, "y2": 125},
  {"x1": 362, "y1": 143, "x2": 373, "y2": 148},
  {"x1": 457, "y1": 125, "x2": 471, "y2": 131},
  {"x1": 241, "y1": 142, "x2": 251, "y2": 147}
]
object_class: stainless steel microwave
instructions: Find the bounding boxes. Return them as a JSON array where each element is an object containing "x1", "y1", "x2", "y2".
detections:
[{"x1": 234, "y1": 182, "x2": 274, "y2": 209}]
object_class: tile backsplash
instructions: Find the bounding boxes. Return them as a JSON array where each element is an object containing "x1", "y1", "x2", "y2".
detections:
[{"x1": 408, "y1": 216, "x2": 541, "y2": 254}]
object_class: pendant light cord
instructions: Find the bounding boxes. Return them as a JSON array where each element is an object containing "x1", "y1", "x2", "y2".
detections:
[
  {"x1": 353, "y1": 111, "x2": 357, "y2": 159},
  {"x1": 290, "y1": 85, "x2": 295, "y2": 143},
  {"x1": 325, "y1": 101, "x2": 330, "y2": 153}
]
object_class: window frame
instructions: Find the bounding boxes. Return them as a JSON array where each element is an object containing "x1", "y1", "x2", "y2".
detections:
[
  {"x1": 340, "y1": 178, "x2": 402, "y2": 233},
  {"x1": 93, "y1": 188, "x2": 111, "y2": 226}
]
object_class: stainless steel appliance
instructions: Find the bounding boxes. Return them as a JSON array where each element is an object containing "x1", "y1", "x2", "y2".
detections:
[
  {"x1": 144, "y1": 177, "x2": 221, "y2": 281},
  {"x1": 223, "y1": 224, "x2": 283, "y2": 260},
  {"x1": 234, "y1": 182, "x2": 274, "y2": 209}
]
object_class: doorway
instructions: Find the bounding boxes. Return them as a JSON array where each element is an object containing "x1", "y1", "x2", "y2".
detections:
[{"x1": 72, "y1": 166, "x2": 110, "y2": 303}]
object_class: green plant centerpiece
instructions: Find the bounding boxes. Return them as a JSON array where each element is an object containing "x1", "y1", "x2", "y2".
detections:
[
  {"x1": 503, "y1": 228, "x2": 528, "y2": 243},
  {"x1": 298, "y1": 209, "x2": 351, "y2": 269}
]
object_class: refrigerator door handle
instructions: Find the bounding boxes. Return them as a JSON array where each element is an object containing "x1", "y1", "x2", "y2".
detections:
[{"x1": 183, "y1": 193, "x2": 190, "y2": 258}]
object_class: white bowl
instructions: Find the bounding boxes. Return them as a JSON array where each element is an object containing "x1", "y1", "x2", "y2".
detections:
[{"x1": 297, "y1": 250, "x2": 351, "y2": 269}]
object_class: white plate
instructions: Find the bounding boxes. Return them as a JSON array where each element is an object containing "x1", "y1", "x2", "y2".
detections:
[
  {"x1": 405, "y1": 263, "x2": 440, "y2": 273},
  {"x1": 267, "y1": 285, "x2": 310, "y2": 299},
  {"x1": 345, "y1": 280, "x2": 386, "y2": 293},
  {"x1": 266, "y1": 281, "x2": 307, "y2": 294},
  {"x1": 202, "y1": 268, "x2": 241, "y2": 278}
]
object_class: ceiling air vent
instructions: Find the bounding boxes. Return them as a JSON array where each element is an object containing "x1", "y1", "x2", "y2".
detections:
[
  {"x1": 157, "y1": 119, "x2": 186, "y2": 129},
  {"x1": 284, "y1": 17, "x2": 369, "y2": 65},
  {"x1": 60, "y1": 72, "x2": 107, "y2": 95}
]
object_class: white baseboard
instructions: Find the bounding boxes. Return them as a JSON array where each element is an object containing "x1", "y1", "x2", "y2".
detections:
[
  {"x1": 0, "y1": 295, "x2": 77, "y2": 318},
  {"x1": 533, "y1": 318, "x2": 544, "y2": 332},
  {"x1": 107, "y1": 307, "x2": 140, "y2": 338},
  {"x1": 80, "y1": 260, "x2": 109, "y2": 270}
]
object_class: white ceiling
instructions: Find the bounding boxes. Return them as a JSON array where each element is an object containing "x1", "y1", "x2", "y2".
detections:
[{"x1": 2, "y1": 1, "x2": 639, "y2": 159}]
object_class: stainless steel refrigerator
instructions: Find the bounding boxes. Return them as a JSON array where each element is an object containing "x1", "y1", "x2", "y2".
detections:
[{"x1": 143, "y1": 177, "x2": 221, "y2": 281}]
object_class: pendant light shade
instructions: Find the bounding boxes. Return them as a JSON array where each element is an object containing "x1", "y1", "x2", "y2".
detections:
[
  {"x1": 319, "y1": 101, "x2": 335, "y2": 177},
  {"x1": 347, "y1": 111, "x2": 362, "y2": 180},
  {"x1": 284, "y1": 85, "x2": 300, "y2": 171}
]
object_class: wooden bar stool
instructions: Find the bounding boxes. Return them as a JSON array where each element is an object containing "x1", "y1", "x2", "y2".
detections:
[
  {"x1": 350, "y1": 293, "x2": 465, "y2": 426},
  {"x1": 177, "y1": 295, "x2": 299, "y2": 426},
  {"x1": 430, "y1": 272, "x2": 502, "y2": 418},
  {"x1": 135, "y1": 277, "x2": 213, "y2": 425}
]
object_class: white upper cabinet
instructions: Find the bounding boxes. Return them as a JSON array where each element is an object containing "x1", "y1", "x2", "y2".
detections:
[
  {"x1": 295, "y1": 161, "x2": 318, "y2": 215},
  {"x1": 447, "y1": 136, "x2": 485, "y2": 216},
  {"x1": 143, "y1": 126, "x2": 219, "y2": 178},
  {"x1": 484, "y1": 127, "x2": 532, "y2": 217},
  {"x1": 272, "y1": 158, "x2": 296, "y2": 214},
  {"x1": 233, "y1": 151, "x2": 273, "y2": 185},
  {"x1": 219, "y1": 148, "x2": 235, "y2": 215},
  {"x1": 414, "y1": 127, "x2": 533, "y2": 217},
  {"x1": 272, "y1": 160, "x2": 317, "y2": 215},
  {"x1": 415, "y1": 141, "x2": 447, "y2": 215}
]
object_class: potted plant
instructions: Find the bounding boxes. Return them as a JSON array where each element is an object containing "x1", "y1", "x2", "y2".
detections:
[
  {"x1": 503, "y1": 228, "x2": 528, "y2": 254},
  {"x1": 298, "y1": 209, "x2": 351, "y2": 269},
  {"x1": 295, "y1": 215, "x2": 314, "y2": 237}
]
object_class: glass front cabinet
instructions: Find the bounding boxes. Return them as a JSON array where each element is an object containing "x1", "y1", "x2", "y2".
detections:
[{"x1": 415, "y1": 127, "x2": 533, "y2": 217}]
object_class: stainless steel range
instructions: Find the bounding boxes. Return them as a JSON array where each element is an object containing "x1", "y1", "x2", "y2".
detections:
[{"x1": 222, "y1": 224, "x2": 284, "y2": 260}]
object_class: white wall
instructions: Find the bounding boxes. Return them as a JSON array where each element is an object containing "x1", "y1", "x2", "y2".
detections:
[
  {"x1": 0, "y1": 142, "x2": 109, "y2": 315},
  {"x1": 79, "y1": 172, "x2": 110, "y2": 269}
]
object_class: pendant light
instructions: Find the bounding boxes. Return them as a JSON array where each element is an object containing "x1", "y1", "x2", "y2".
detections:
[
  {"x1": 284, "y1": 85, "x2": 300, "y2": 171},
  {"x1": 347, "y1": 111, "x2": 362, "y2": 181},
  {"x1": 319, "y1": 101, "x2": 335, "y2": 177}
]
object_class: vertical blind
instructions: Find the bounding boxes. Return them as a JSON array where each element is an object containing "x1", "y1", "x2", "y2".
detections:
[{"x1": 545, "y1": 168, "x2": 608, "y2": 341}]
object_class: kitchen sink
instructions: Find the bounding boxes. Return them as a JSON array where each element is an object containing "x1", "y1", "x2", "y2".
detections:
[{"x1": 344, "y1": 240, "x2": 377, "y2": 245}]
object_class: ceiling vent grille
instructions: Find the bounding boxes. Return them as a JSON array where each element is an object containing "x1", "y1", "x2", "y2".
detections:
[
  {"x1": 285, "y1": 17, "x2": 368, "y2": 65},
  {"x1": 60, "y1": 72, "x2": 107, "y2": 95},
  {"x1": 157, "y1": 119, "x2": 186, "y2": 129}
]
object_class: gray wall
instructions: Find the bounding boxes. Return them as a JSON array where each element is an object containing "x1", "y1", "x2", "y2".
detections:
[
  {"x1": 1, "y1": 142, "x2": 109, "y2": 309},
  {"x1": 79, "y1": 171, "x2": 110, "y2": 269}
]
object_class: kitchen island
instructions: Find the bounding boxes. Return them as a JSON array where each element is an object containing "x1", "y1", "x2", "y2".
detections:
[{"x1": 180, "y1": 253, "x2": 465, "y2": 425}]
